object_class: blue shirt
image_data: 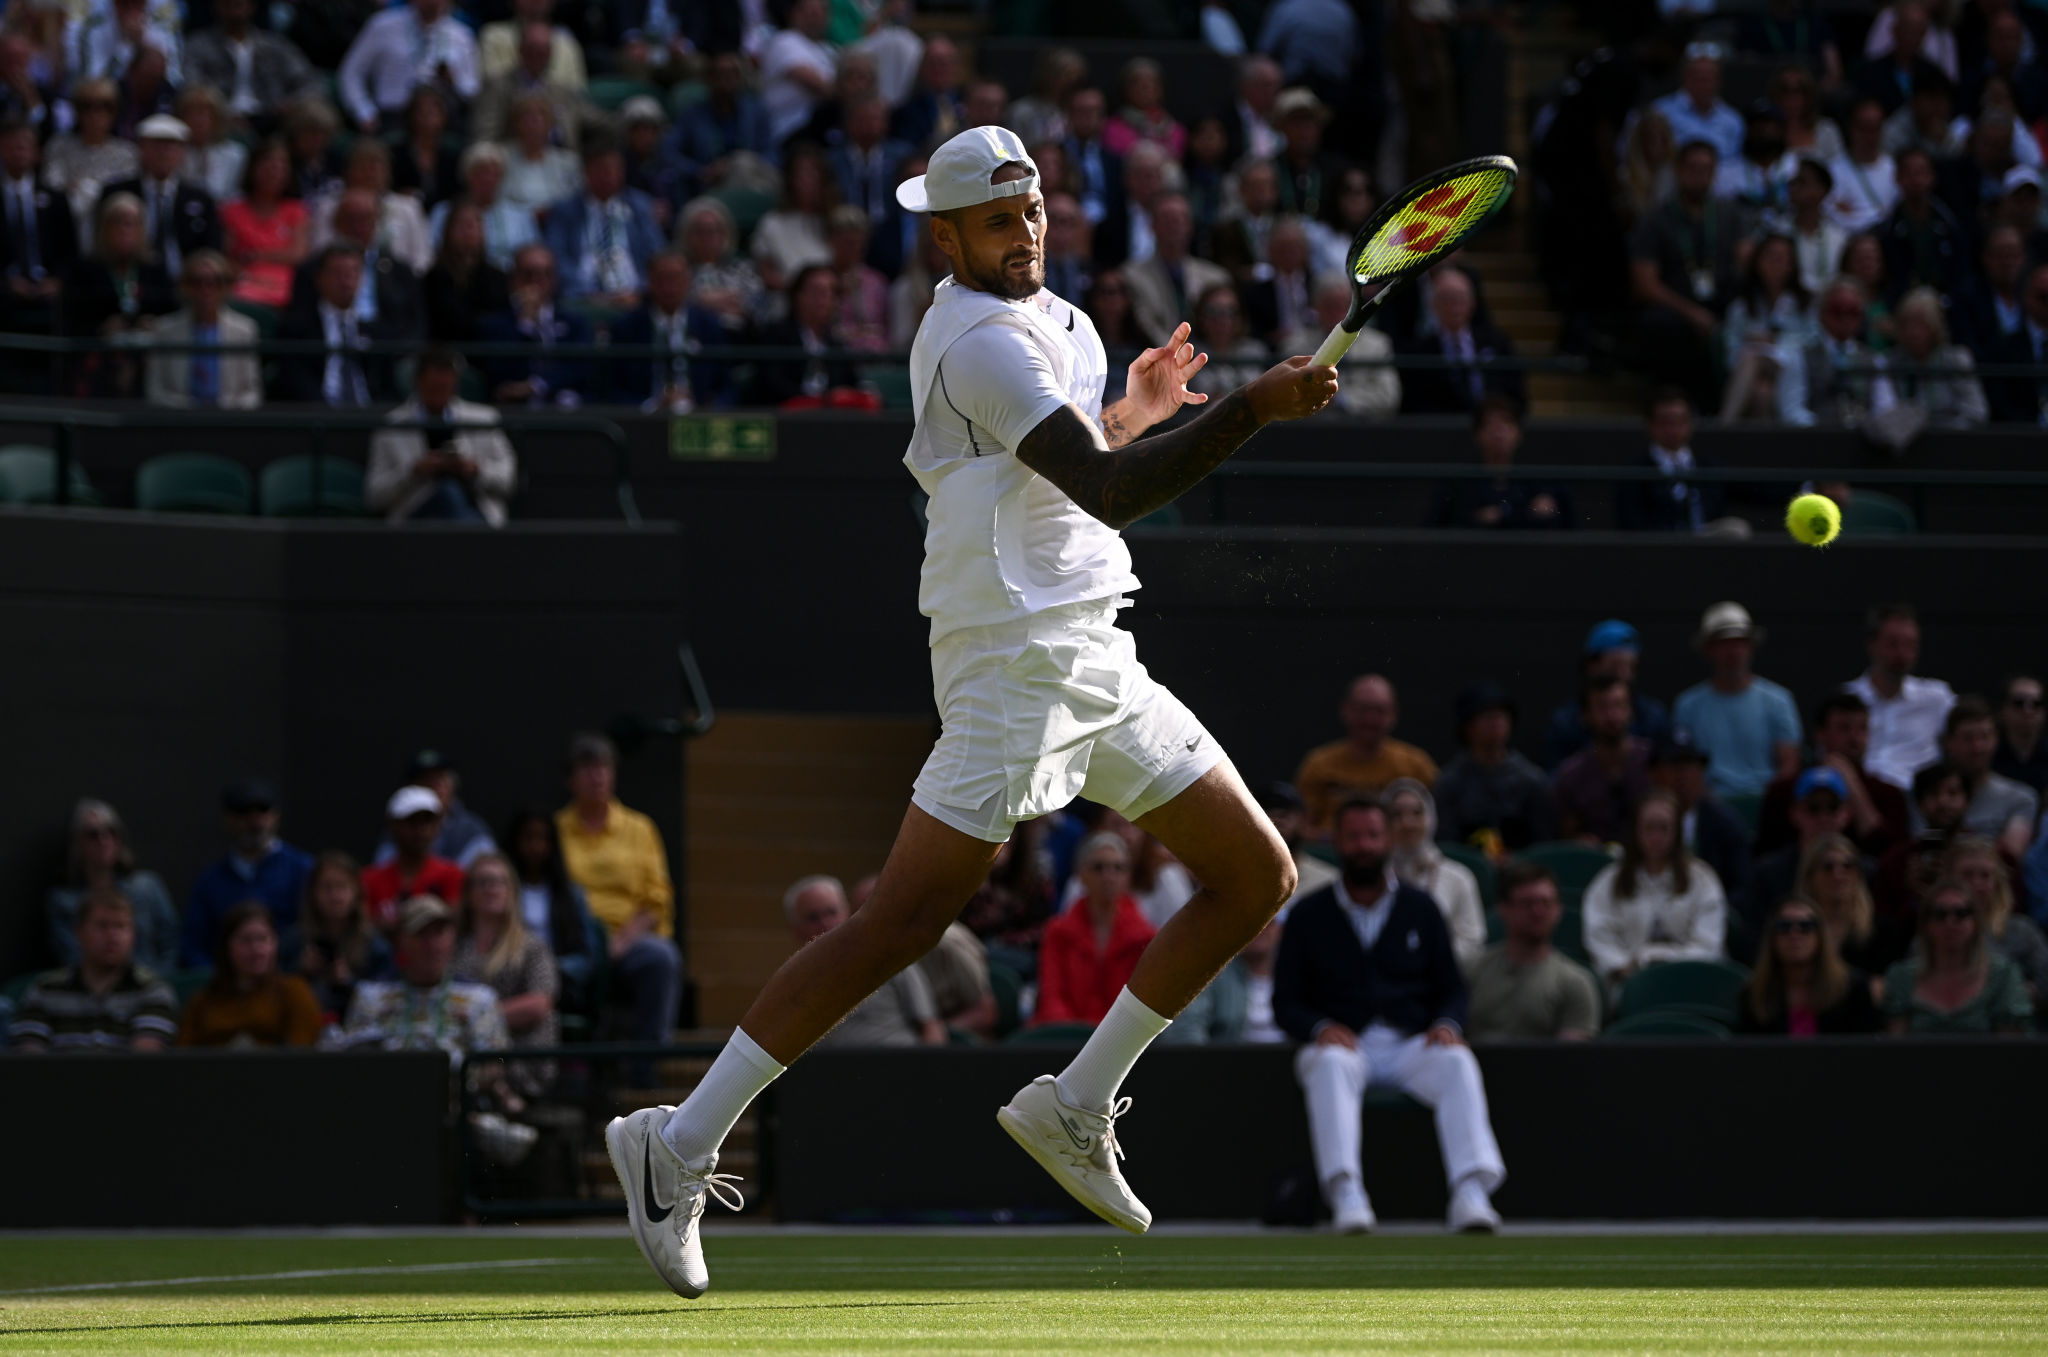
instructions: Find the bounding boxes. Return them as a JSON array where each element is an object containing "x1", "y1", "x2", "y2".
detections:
[
  {"x1": 1673, "y1": 676, "x2": 1802, "y2": 797},
  {"x1": 1651, "y1": 91, "x2": 1746, "y2": 163},
  {"x1": 182, "y1": 840, "x2": 315, "y2": 968}
]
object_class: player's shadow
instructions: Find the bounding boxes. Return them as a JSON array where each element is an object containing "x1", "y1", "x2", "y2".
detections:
[{"x1": 15, "y1": 1299, "x2": 980, "y2": 1336}]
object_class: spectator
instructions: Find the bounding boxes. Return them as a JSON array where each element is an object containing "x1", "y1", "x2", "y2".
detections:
[
  {"x1": 1797, "y1": 830, "x2": 1903, "y2": 977},
  {"x1": 1964, "y1": 6, "x2": 2048, "y2": 120},
  {"x1": 177, "y1": 901, "x2": 323, "y2": 1046},
  {"x1": 1853, "y1": 0, "x2": 1950, "y2": 115},
  {"x1": 1110, "y1": 141, "x2": 1172, "y2": 268},
  {"x1": 1628, "y1": 141, "x2": 1741, "y2": 407},
  {"x1": 889, "y1": 34, "x2": 965, "y2": 150},
  {"x1": 677, "y1": 196, "x2": 767, "y2": 334},
  {"x1": 1719, "y1": 99, "x2": 1793, "y2": 219},
  {"x1": 1267, "y1": 87, "x2": 1348, "y2": 227},
  {"x1": 1257, "y1": 0, "x2": 1359, "y2": 107},
  {"x1": 619, "y1": 98, "x2": 685, "y2": 232},
  {"x1": 338, "y1": 0, "x2": 479, "y2": 135},
  {"x1": 669, "y1": 51, "x2": 776, "y2": 194},
  {"x1": 961, "y1": 76, "x2": 1008, "y2": 133},
  {"x1": 1751, "y1": 769, "x2": 1858, "y2": 930},
  {"x1": 826, "y1": 94, "x2": 905, "y2": 227},
  {"x1": 1396, "y1": 268, "x2": 1523, "y2": 416},
  {"x1": 432, "y1": 146, "x2": 539, "y2": 274},
  {"x1": 1951, "y1": 835, "x2": 2048, "y2": 1004},
  {"x1": 1466, "y1": 860, "x2": 1602, "y2": 1041},
  {"x1": 1617, "y1": 107, "x2": 1674, "y2": 228},
  {"x1": 1954, "y1": 223, "x2": 2028, "y2": 356},
  {"x1": 97, "y1": 114, "x2": 218, "y2": 284},
  {"x1": 361, "y1": 784, "x2": 466, "y2": 933},
  {"x1": 1053, "y1": 814, "x2": 1197, "y2": 928},
  {"x1": 1124, "y1": 190, "x2": 1232, "y2": 349},
  {"x1": 1434, "y1": 682, "x2": 1553, "y2": 852},
  {"x1": 1294, "y1": 674, "x2": 1439, "y2": 836},
  {"x1": 1718, "y1": 232, "x2": 1815, "y2": 422},
  {"x1": 1034, "y1": 832, "x2": 1157, "y2": 1026},
  {"x1": 1876, "y1": 761, "x2": 1972, "y2": 926},
  {"x1": 909, "y1": 894, "x2": 997, "y2": 1039},
  {"x1": 746, "y1": 262, "x2": 860, "y2": 406},
  {"x1": 62, "y1": 192, "x2": 175, "y2": 397},
  {"x1": 1063, "y1": 85, "x2": 1126, "y2": 236},
  {"x1": 1936, "y1": 696, "x2": 2039, "y2": 854},
  {"x1": 1274, "y1": 796, "x2": 1505, "y2": 1233},
  {"x1": 1208, "y1": 160, "x2": 1281, "y2": 281},
  {"x1": 183, "y1": 778, "x2": 313, "y2": 967},
  {"x1": 186, "y1": 0, "x2": 319, "y2": 127},
  {"x1": 1881, "y1": 878, "x2": 2032, "y2": 1033},
  {"x1": 1759, "y1": 693, "x2": 1912, "y2": 857},
  {"x1": 1582, "y1": 790, "x2": 1728, "y2": 993},
  {"x1": 478, "y1": 243, "x2": 592, "y2": 407},
  {"x1": 8, "y1": 891, "x2": 177, "y2": 1052},
  {"x1": 1653, "y1": 42, "x2": 1746, "y2": 163},
  {"x1": 1278, "y1": 271, "x2": 1398, "y2": 415},
  {"x1": 1223, "y1": 54, "x2": 1285, "y2": 167},
  {"x1": 43, "y1": 79, "x2": 136, "y2": 240},
  {"x1": 541, "y1": 136, "x2": 660, "y2": 309},
  {"x1": 291, "y1": 182, "x2": 426, "y2": 338},
  {"x1": 0, "y1": 117, "x2": 74, "y2": 333},
  {"x1": 220, "y1": 139, "x2": 309, "y2": 310},
  {"x1": 1673, "y1": 602, "x2": 1802, "y2": 799},
  {"x1": 761, "y1": 0, "x2": 837, "y2": 148},
  {"x1": 175, "y1": 85, "x2": 244, "y2": 212},
  {"x1": 282, "y1": 97, "x2": 345, "y2": 202},
  {"x1": 287, "y1": 849, "x2": 392, "y2": 1021},
  {"x1": 145, "y1": 249, "x2": 260, "y2": 409},
  {"x1": 1223, "y1": 916, "x2": 1287, "y2": 1043},
  {"x1": 114, "y1": 33, "x2": 177, "y2": 137},
  {"x1": 68, "y1": 0, "x2": 182, "y2": 89},
  {"x1": 496, "y1": 92, "x2": 581, "y2": 217},
  {"x1": 1826, "y1": 99, "x2": 1900, "y2": 231},
  {"x1": 1882, "y1": 69, "x2": 1968, "y2": 157},
  {"x1": 503, "y1": 808, "x2": 601, "y2": 1009},
  {"x1": 1383, "y1": 778, "x2": 1487, "y2": 974},
  {"x1": 311, "y1": 140, "x2": 432, "y2": 275},
  {"x1": 473, "y1": 20, "x2": 592, "y2": 147},
  {"x1": 1876, "y1": 148, "x2": 1966, "y2": 301},
  {"x1": 1256, "y1": 782, "x2": 1340, "y2": 907},
  {"x1": 1239, "y1": 217, "x2": 1320, "y2": 348},
  {"x1": 1618, "y1": 389, "x2": 1731, "y2": 533},
  {"x1": 960, "y1": 822, "x2": 1058, "y2": 976},
  {"x1": 453, "y1": 851, "x2": 559, "y2": 1095},
  {"x1": 47, "y1": 797, "x2": 177, "y2": 975},
  {"x1": 556, "y1": 731, "x2": 682, "y2": 1046},
  {"x1": 1995, "y1": 675, "x2": 2048, "y2": 794},
  {"x1": 390, "y1": 87, "x2": 461, "y2": 213},
  {"x1": 1038, "y1": 189, "x2": 1093, "y2": 305},
  {"x1": 369, "y1": 349, "x2": 516, "y2": 524},
  {"x1": 1544, "y1": 618, "x2": 1673, "y2": 768},
  {"x1": 1839, "y1": 234, "x2": 1898, "y2": 350},
  {"x1": 422, "y1": 197, "x2": 511, "y2": 342},
  {"x1": 789, "y1": 873, "x2": 943, "y2": 1046},
  {"x1": 827, "y1": 204, "x2": 887, "y2": 353},
  {"x1": 274, "y1": 245, "x2": 394, "y2": 405},
  {"x1": 1985, "y1": 260, "x2": 2048, "y2": 424},
  {"x1": 478, "y1": 0, "x2": 586, "y2": 93},
  {"x1": 1647, "y1": 730, "x2": 1755, "y2": 939},
  {"x1": 0, "y1": 35, "x2": 61, "y2": 141},
  {"x1": 1782, "y1": 157, "x2": 1849, "y2": 295},
  {"x1": 1737, "y1": 897, "x2": 1882, "y2": 1035},
  {"x1": 1185, "y1": 281, "x2": 1266, "y2": 397},
  {"x1": 1087, "y1": 268, "x2": 1143, "y2": 385},
  {"x1": 611, "y1": 249, "x2": 732, "y2": 412},
  {"x1": 1846, "y1": 601, "x2": 1956, "y2": 790},
  {"x1": 1010, "y1": 46, "x2": 1086, "y2": 148},
  {"x1": 1103, "y1": 57, "x2": 1185, "y2": 161},
  {"x1": 1869, "y1": 285, "x2": 1989, "y2": 437},
  {"x1": 751, "y1": 143, "x2": 836, "y2": 297},
  {"x1": 1748, "y1": 23, "x2": 1845, "y2": 104},
  {"x1": 1553, "y1": 675, "x2": 1654, "y2": 844},
  {"x1": 331, "y1": 895, "x2": 510, "y2": 1057}
]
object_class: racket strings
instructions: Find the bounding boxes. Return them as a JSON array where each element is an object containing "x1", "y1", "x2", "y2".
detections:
[{"x1": 1352, "y1": 167, "x2": 1516, "y2": 283}]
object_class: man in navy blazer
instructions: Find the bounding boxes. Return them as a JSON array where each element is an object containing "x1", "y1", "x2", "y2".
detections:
[
  {"x1": 541, "y1": 137, "x2": 664, "y2": 309},
  {"x1": 606, "y1": 250, "x2": 735, "y2": 409},
  {"x1": 1274, "y1": 796, "x2": 1506, "y2": 1234}
]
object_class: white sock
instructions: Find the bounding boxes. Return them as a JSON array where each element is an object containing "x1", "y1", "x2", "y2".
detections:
[
  {"x1": 1055, "y1": 987, "x2": 1171, "y2": 1111},
  {"x1": 659, "y1": 1027, "x2": 785, "y2": 1163}
]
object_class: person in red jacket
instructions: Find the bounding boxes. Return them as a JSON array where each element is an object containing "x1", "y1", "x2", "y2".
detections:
[
  {"x1": 1035, "y1": 833, "x2": 1157, "y2": 1025},
  {"x1": 360, "y1": 786, "x2": 465, "y2": 935}
]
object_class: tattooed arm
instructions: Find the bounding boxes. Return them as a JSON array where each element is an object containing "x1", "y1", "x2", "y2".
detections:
[
  {"x1": 1097, "y1": 321, "x2": 1210, "y2": 449},
  {"x1": 1018, "y1": 356, "x2": 1341, "y2": 530}
]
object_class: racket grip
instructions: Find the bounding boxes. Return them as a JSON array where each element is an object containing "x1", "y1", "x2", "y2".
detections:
[{"x1": 1311, "y1": 325, "x2": 1359, "y2": 367}]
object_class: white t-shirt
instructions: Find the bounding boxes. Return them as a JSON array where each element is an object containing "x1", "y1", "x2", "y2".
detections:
[
  {"x1": 760, "y1": 29, "x2": 836, "y2": 143},
  {"x1": 905, "y1": 281, "x2": 1136, "y2": 642},
  {"x1": 1824, "y1": 153, "x2": 1898, "y2": 233}
]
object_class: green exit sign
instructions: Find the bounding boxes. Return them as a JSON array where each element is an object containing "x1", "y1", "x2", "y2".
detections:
[{"x1": 670, "y1": 415, "x2": 777, "y2": 461}]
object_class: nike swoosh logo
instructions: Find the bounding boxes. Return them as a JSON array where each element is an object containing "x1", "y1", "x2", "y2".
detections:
[
  {"x1": 641, "y1": 1138, "x2": 673, "y2": 1223},
  {"x1": 1057, "y1": 1113, "x2": 1093, "y2": 1152},
  {"x1": 1184, "y1": 736, "x2": 1201, "y2": 752},
  {"x1": 1066, "y1": 310, "x2": 1075, "y2": 331}
]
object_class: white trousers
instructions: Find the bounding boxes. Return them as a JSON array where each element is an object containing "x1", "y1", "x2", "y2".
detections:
[{"x1": 1294, "y1": 1026, "x2": 1506, "y2": 1201}]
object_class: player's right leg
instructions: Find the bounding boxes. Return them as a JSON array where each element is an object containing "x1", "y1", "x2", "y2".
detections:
[{"x1": 611, "y1": 803, "x2": 1000, "y2": 1298}]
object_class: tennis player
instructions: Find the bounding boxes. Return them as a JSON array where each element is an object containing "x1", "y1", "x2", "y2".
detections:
[{"x1": 609, "y1": 126, "x2": 1340, "y2": 1298}]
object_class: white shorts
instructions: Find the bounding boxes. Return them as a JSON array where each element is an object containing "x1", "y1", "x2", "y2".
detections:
[{"x1": 911, "y1": 596, "x2": 1224, "y2": 843}]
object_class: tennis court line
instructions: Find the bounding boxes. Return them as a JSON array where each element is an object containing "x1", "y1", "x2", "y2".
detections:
[{"x1": 0, "y1": 1256, "x2": 605, "y2": 1296}]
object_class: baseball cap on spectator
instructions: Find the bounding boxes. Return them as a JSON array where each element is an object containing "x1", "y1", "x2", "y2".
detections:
[
  {"x1": 406, "y1": 748, "x2": 456, "y2": 779},
  {"x1": 619, "y1": 95, "x2": 666, "y2": 127},
  {"x1": 386, "y1": 786, "x2": 443, "y2": 820},
  {"x1": 1794, "y1": 766, "x2": 1849, "y2": 803},
  {"x1": 1455, "y1": 681, "x2": 1517, "y2": 731},
  {"x1": 221, "y1": 778, "x2": 278, "y2": 812},
  {"x1": 1795, "y1": 154, "x2": 1834, "y2": 192},
  {"x1": 1694, "y1": 600, "x2": 1763, "y2": 649},
  {"x1": 397, "y1": 895, "x2": 454, "y2": 935},
  {"x1": 136, "y1": 114, "x2": 189, "y2": 143},
  {"x1": 1651, "y1": 727, "x2": 1711, "y2": 767},
  {"x1": 895, "y1": 126, "x2": 1038, "y2": 213},
  {"x1": 2003, "y1": 166, "x2": 2043, "y2": 196},
  {"x1": 1584, "y1": 619, "x2": 1640, "y2": 655},
  {"x1": 567, "y1": 731, "x2": 618, "y2": 767},
  {"x1": 1273, "y1": 87, "x2": 1330, "y2": 124}
]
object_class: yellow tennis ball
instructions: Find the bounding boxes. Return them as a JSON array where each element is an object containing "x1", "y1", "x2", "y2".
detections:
[{"x1": 1786, "y1": 493, "x2": 1842, "y2": 547}]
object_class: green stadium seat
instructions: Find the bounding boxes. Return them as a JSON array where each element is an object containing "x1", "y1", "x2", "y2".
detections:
[
  {"x1": 135, "y1": 453, "x2": 254, "y2": 514},
  {"x1": 1720, "y1": 792, "x2": 1762, "y2": 836},
  {"x1": 1601, "y1": 1011, "x2": 1731, "y2": 1038},
  {"x1": 587, "y1": 76, "x2": 660, "y2": 110},
  {"x1": 0, "y1": 444, "x2": 99, "y2": 505},
  {"x1": 1006, "y1": 1021, "x2": 1096, "y2": 1045},
  {"x1": 987, "y1": 960, "x2": 1023, "y2": 1039},
  {"x1": 259, "y1": 455, "x2": 368, "y2": 517},
  {"x1": 866, "y1": 364, "x2": 914, "y2": 410},
  {"x1": 171, "y1": 969, "x2": 212, "y2": 1006},
  {"x1": 1437, "y1": 840, "x2": 1497, "y2": 910},
  {"x1": 1, "y1": 970, "x2": 38, "y2": 1005},
  {"x1": 711, "y1": 184, "x2": 776, "y2": 243},
  {"x1": 227, "y1": 300, "x2": 279, "y2": 339},
  {"x1": 1519, "y1": 841, "x2": 1617, "y2": 902},
  {"x1": 666, "y1": 80, "x2": 708, "y2": 116},
  {"x1": 1614, "y1": 958, "x2": 1750, "y2": 1025},
  {"x1": 1840, "y1": 488, "x2": 1915, "y2": 536}
]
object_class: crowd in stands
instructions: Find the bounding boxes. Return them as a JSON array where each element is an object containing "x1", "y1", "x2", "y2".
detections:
[{"x1": 1536, "y1": 1, "x2": 2048, "y2": 428}]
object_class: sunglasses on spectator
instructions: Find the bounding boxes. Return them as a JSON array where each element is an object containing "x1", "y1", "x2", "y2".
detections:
[
  {"x1": 1773, "y1": 917, "x2": 1818, "y2": 934},
  {"x1": 1929, "y1": 906, "x2": 1975, "y2": 923}
]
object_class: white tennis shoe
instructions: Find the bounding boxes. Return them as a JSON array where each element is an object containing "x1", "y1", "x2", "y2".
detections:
[
  {"x1": 1448, "y1": 1177, "x2": 1501, "y2": 1234},
  {"x1": 606, "y1": 1106, "x2": 745, "y2": 1298},
  {"x1": 1329, "y1": 1175, "x2": 1376, "y2": 1234},
  {"x1": 996, "y1": 1074, "x2": 1152, "y2": 1234}
]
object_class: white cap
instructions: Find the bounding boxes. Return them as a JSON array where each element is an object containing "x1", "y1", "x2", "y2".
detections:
[
  {"x1": 386, "y1": 785, "x2": 443, "y2": 820},
  {"x1": 894, "y1": 126, "x2": 1038, "y2": 214},
  {"x1": 2004, "y1": 165, "x2": 2043, "y2": 194},
  {"x1": 136, "y1": 114, "x2": 189, "y2": 143}
]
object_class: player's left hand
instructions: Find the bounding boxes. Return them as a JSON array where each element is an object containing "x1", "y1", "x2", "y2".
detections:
[{"x1": 1122, "y1": 321, "x2": 1209, "y2": 425}]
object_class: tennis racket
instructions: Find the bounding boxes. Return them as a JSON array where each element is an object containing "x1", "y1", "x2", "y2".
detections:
[{"x1": 1309, "y1": 155, "x2": 1519, "y2": 367}]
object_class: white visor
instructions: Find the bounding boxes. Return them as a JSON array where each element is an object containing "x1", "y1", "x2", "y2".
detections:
[{"x1": 895, "y1": 125, "x2": 1040, "y2": 214}]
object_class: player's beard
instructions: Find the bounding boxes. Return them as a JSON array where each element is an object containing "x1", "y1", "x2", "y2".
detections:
[{"x1": 960, "y1": 244, "x2": 1044, "y2": 301}]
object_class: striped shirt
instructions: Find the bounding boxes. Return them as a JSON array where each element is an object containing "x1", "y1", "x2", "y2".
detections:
[{"x1": 8, "y1": 966, "x2": 178, "y2": 1051}]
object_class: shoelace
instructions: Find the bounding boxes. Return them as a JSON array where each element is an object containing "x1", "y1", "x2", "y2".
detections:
[
  {"x1": 681, "y1": 1168, "x2": 747, "y2": 1215},
  {"x1": 1078, "y1": 1096, "x2": 1133, "y2": 1165}
]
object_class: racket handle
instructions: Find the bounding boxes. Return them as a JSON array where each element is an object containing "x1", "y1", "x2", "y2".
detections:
[{"x1": 1311, "y1": 324, "x2": 1359, "y2": 367}]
